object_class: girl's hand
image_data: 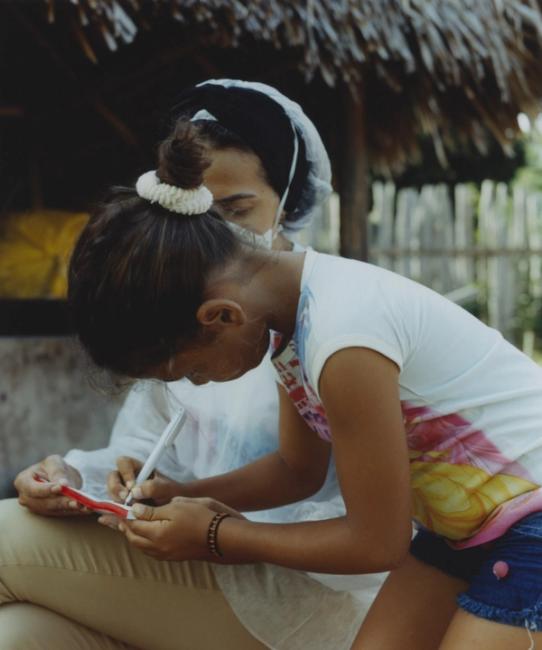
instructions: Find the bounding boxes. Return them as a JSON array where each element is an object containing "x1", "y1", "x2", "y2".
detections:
[
  {"x1": 107, "y1": 456, "x2": 182, "y2": 505},
  {"x1": 14, "y1": 455, "x2": 90, "y2": 517},
  {"x1": 100, "y1": 497, "x2": 245, "y2": 561}
]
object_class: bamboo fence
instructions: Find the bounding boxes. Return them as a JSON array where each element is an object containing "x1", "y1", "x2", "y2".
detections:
[{"x1": 298, "y1": 181, "x2": 542, "y2": 354}]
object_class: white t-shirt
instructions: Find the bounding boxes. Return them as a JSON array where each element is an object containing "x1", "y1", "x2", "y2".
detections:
[{"x1": 272, "y1": 250, "x2": 542, "y2": 548}]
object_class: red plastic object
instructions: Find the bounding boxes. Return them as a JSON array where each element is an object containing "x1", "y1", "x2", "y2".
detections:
[{"x1": 33, "y1": 474, "x2": 132, "y2": 518}]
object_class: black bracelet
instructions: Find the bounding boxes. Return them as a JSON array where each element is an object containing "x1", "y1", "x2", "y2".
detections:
[{"x1": 207, "y1": 512, "x2": 231, "y2": 558}]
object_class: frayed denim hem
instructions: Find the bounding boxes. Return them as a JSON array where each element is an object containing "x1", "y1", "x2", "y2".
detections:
[{"x1": 458, "y1": 593, "x2": 542, "y2": 631}]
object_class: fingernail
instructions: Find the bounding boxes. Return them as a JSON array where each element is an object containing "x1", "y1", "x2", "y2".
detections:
[
  {"x1": 132, "y1": 487, "x2": 142, "y2": 500},
  {"x1": 69, "y1": 500, "x2": 78, "y2": 508},
  {"x1": 119, "y1": 490, "x2": 128, "y2": 500},
  {"x1": 126, "y1": 480, "x2": 135, "y2": 489},
  {"x1": 118, "y1": 523, "x2": 126, "y2": 533},
  {"x1": 132, "y1": 504, "x2": 144, "y2": 516}
]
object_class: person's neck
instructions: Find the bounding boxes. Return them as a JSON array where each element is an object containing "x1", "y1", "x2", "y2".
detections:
[
  {"x1": 257, "y1": 250, "x2": 305, "y2": 338},
  {"x1": 208, "y1": 249, "x2": 306, "y2": 341}
]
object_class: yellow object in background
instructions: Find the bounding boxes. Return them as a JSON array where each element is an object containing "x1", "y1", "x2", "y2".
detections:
[{"x1": 0, "y1": 211, "x2": 88, "y2": 299}]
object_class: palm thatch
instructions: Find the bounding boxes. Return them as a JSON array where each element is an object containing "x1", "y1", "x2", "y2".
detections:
[{"x1": 41, "y1": 0, "x2": 542, "y2": 173}]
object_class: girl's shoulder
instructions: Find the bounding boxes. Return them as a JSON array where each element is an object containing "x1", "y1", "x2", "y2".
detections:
[
  {"x1": 301, "y1": 250, "x2": 430, "y2": 301},
  {"x1": 296, "y1": 253, "x2": 413, "y2": 396},
  {"x1": 300, "y1": 251, "x2": 429, "y2": 334},
  {"x1": 296, "y1": 252, "x2": 500, "y2": 400}
]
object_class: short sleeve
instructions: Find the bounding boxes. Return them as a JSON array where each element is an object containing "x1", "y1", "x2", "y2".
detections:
[
  {"x1": 296, "y1": 254, "x2": 415, "y2": 402},
  {"x1": 307, "y1": 334, "x2": 404, "y2": 401}
]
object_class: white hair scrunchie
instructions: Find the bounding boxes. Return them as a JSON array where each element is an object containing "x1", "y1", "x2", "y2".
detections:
[{"x1": 136, "y1": 170, "x2": 213, "y2": 215}]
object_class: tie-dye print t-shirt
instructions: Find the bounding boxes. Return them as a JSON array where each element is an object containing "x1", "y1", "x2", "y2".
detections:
[{"x1": 271, "y1": 250, "x2": 542, "y2": 548}]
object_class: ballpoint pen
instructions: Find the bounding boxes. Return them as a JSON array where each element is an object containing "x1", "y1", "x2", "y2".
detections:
[{"x1": 124, "y1": 408, "x2": 187, "y2": 506}]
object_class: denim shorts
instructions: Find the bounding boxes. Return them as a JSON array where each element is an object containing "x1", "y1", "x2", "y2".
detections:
[{"x1": 410, "y1": 512, "x2": 542, "y2": 631}]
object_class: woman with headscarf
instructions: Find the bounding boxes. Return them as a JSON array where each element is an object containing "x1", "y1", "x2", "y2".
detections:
[{"x1": 3, "y1": 80, "x2": 385, "y2": 650}]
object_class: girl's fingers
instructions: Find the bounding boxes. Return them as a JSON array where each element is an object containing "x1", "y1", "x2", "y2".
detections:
[
  {"x1": 116, "y1": 456, "x2": 141, "y2": 490},
  {"x1": 131, "y1": 502, "x2": 158, "y2": 521},
  {"x1": 130, "y1": 475, "x2": 179, "y2": 505},
  {"x1": 129, "y1": 484, "x2": 146, "y2": 501},
  {"x1": 120, "y1": 522, "x2": 158, "y2": 552},
  {"x1": 97, "y1": 515, "x2": 157, "y2": 541},
  {"x1": 124, "y1": 520, "x2": 159, "y2": 540},
  {"x1": 125, "y1": 502, "x2": 171, "y2": 539},
  {"x1": 133, "y1": 501, "x2": 177, "y2": 521},
  {"x1": 106, "y1": 470, "x2": 125, "y2": 501},
  {"x1": 131, "y1": 478, "x2": 160, "y2": 501}
]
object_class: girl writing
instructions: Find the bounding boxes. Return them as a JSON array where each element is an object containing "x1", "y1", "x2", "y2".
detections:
[{"x1": 70, "y1": 118, "x2": 542, "y2": 650}]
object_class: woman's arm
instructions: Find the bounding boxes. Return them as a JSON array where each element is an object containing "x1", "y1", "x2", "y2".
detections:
[{"x1": 120, "y1": 348, "x2": 413, "y2": 574}]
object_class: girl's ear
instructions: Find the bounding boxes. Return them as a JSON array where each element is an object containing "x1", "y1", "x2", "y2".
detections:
[{"x1": 196, "y1": 299, "x2": 246, "y2": 329}]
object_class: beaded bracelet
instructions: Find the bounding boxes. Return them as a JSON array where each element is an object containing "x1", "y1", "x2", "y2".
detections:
[{"x1": 207, "y1": 512, "x2": 231, "y2": 558}]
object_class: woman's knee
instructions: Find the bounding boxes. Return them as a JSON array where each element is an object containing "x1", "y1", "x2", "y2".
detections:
[
  {"x1": 0, "y1": 603, "x2": 44, "y2": 649},
  {"x1": 0, "y1": 498, "x2": 24, "y2": 531},
  {"x1": 0, "y1": 499, "x2": 78, "y2": 605},
  {"x1": 0, "y1": 500, "x2": 34, "y2": 604},
  {"x1": 0, "y1": 602, "x2": 129, "y2": 650}
]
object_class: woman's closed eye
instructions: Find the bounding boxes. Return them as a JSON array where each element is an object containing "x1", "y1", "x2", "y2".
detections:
[{"x1": 219, "y1": 204, "x2": 254, "y2": 220}]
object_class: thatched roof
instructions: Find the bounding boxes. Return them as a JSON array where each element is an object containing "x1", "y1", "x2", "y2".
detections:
[{"x1": 39, "y1": 0, "x2": 542, "y2": 173}]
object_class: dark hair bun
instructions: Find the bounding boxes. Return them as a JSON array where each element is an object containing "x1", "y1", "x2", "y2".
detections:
[{"x1": 157, "y1": 121, "x2": 211, "y2": 189}]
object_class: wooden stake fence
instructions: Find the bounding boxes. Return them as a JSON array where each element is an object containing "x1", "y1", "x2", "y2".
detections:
[{"x1": 299, "y1": 181, "x2": 542, "y2": 353}]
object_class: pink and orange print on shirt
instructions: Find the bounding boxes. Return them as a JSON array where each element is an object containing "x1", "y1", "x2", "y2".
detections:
[
  {"x1": 271, "y1": 335, "x2": 542, "y2": 546},
  {"x1": 272, "y1": 286, "x2": 542, "y2": 547},
  {"x1": 404, "y1": 403, "x2": 542, "y2": 548}
]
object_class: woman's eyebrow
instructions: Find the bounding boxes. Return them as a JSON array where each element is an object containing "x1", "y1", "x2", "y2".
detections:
[{"x1": 214, "y1": 193, "x2": 258, "y2": 204}]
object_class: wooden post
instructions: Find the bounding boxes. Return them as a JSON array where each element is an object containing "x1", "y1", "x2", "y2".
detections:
[{"x1": 338, "y1": 87, "x2": 369, "y2": 261}]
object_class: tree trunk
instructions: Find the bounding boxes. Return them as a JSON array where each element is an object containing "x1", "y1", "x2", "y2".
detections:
[{"x1": 338, "y1": 88, "x2": 369, "y2": 261}]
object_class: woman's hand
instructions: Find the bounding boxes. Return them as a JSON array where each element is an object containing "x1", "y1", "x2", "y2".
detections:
[
  {"x1": 99, "y1": 496, "x2": 245, "y2": 562},
  {"x1": 14, "y1": 455, "x2": 89, "y2": 517},
  {"x1": 107, "y1": 456, "x2": 184, "y2": 506}
]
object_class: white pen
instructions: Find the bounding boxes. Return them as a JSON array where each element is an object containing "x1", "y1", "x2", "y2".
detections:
[{"x1": 124, "y1": 408, "x2": 187, "y2": 506}]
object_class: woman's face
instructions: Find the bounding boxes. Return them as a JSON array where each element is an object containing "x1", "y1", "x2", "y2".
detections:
[{"x1": 204, "y1": 147, "x2": 290, "y2": 250}]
